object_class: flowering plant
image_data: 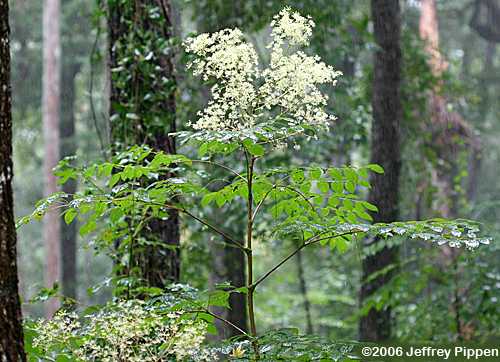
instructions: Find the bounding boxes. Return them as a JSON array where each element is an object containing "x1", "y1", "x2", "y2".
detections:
[
  {"x1": 21, "y1": 7, "x2": 490, "y2": 361},
  {"x1": 26, "y1": 297, "x2": 216, "y2": 361},
  {"x1": 183, "y1": 8, "x2": 342, "y2": 142}
]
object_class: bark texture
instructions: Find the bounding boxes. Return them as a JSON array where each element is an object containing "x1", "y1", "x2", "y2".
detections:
[
  {"x1": 108, "y1": 0, "x2": 180, "y2": 286},
  {"x1": 0, "y1": 0, "x2": 26, "y2": 358},
  {"x1": 42, "y1": 0, "x2": 61, "y2": 317},
  {"x1": 359, "y1": 0, "x2": 402, "y2": 341},
  {"x1": 209, "y1": 235, "x2": 248, "y2": 338},
  {"x1": 60, "y1": 62, "x2": 80, "y2": 299}
]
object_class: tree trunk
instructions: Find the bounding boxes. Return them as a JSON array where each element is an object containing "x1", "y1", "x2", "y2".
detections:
[
  {"x1": 60, "y1": 62, "x2": 80, "y2": 300},
  {"x1": 419, "y1": 0, "x2": 480, "y2": 340},
  {"x1": 296, "y1": 247, "x2": 313, "y2": 334},
  {"x1": 359, "y1": 0, "x2": 402, "y2": 341},
  {"x1": 42, "y1": 0, "x2": 61, "y2": 317},
  {"x1": 0, "y1": 0, "x2": 26, "y2": 358},
  {"x1": 107, "y1": 0, "x2": 180, "y2": 286},
  {"x1": 209, "y1": 235, "x2": 248, "y2": 339}
]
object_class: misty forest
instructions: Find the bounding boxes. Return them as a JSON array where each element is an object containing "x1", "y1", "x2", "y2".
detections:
[{"x1": 0, "y1": 0, "x2": 499, "y2": 361}]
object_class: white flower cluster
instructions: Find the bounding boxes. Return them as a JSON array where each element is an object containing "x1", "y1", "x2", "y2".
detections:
[
  {"x1": 184, "y1": 7, "x2": 342, "y2": 137},
  {"x1": 185, "y1": 28, "x2": 259, "y2": 131},
  {"x1": 269, "y1": 7, "x2": 315, "y2": 48},
  {"x1": 32, "y1": 301, "x2": 216, "y2": 361}
]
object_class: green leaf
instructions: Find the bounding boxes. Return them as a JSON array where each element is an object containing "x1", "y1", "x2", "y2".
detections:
[
  {"x1": 328, "y1": 168, "x2": 343, "y2": 180},
  {"x1": 366, "y1": 164, "x2": 384, "y2": 174},
  {"x1": 243, "y1": 139, "x2": 265, "y2": 157},
  {"x1": 332, "y1": 181, "x2": 343, "y2": 194},
  {"x1": 355, "y1": 208, "x2": 373, "y2": 221},
  {"x1": 292, "y1": 169, "x2": 305, "y2": 183},
  {"x1": 344, "y1": 168, "x2": 358, "y2": 183},
  {"x1": 208, "y1": 290, "x2": 230, "y2": 307},
  {"x1": 198, "y1": 142, "x2": 209, "y2": 157},
  {"x1": 345, "y1": 181, "x2": 356, "y2": 193},
  {"x1": 343, "y1": 199, "x2": 354, "y2": 210},
  {"x1": 201, "y1": 192, "x2": 217, "y2": 207},
  {"x1": 336, "y1": 237, "x2": 349, "y2": 253},
  {"x1": 215, "y1": 192, "x2": 226, "y2": 207},
  {"x1": 64, "y1": 209, "x2": 77, "y2": 225},
  {"x1": 318, "y1": 180, "x2": 329, "y2": 193},
  {"x1": 79, "y1": 220, "x2": 97, "y2": 236},
  {"x1": 328, "y1": 196, "x2": 339, "y2": 207},
  {"x1": 310, "y1": 167, "x2": 322, "y2": 179},
  {"x1": 109, "y1": 173, "x2": 121, "y2": 187},
  {"x1": 109, "y1": 208, "x2": 124, "y2": 223},
  {"x1": 362, "y1": 201, "x2": 378, "y2": 212}
]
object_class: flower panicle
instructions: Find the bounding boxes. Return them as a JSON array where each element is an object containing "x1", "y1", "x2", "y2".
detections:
[{"x1": 184, "y1": 7, "x2": 342, "y2": 140}]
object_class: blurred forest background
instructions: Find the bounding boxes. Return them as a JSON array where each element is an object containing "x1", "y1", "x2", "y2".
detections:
[{"x1": 10, "y1": 0, "x2": 500, "y2": 343}]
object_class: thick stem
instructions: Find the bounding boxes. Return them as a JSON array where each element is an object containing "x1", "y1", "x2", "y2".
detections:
[{"x1": 245, "y1": 153, "x2": 259, "y2": 357}]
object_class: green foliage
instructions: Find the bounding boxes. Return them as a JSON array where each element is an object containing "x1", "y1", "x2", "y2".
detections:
[
  {"x1": 18, "y1": 4, "x2": 497, "y2": 359},
  {"x1": 221, "y1": 329, "x2": 359, "y2": 361}
]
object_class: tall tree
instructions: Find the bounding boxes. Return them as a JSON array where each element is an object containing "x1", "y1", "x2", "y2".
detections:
[
  {"x1": 419, "y1": 0, "x2": 478, "y2": 339},
  {"x1": 60, "y1": 59, "x2": 78, "y2": 299},
  {"x1": 59, "y1": 0, "x2": 92, "y2": 301},
  {"x1": 42, "y1": 0, "x2": 61, "y2": 316},
  {"x1": 419, "y1": 0, "x2": 479, "y2": 217},
  {"x1": 107, "y1": 0, "x2": 180, "y2": 286},
  {"x1": 359, "y1": 0, "x2": 402, "y2": 341},
  {"x1": 0, "y1": 0, "x2": 26, "y2": 358}
]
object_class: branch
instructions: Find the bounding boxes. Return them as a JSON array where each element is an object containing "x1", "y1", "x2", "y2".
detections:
[
  {"x1": 111, "y1": 195, "x2": 249, "y2": 253},
  {"x1": 191, "y1": 159, "x2": 246, "y2": 182},
  {"x1": 252, "y1": 184, "x2": 276, "y2": 221},
  {"x1": 181, "y1": 208, "x2": 249, "y2": 253},
  {"x1": 188, "y1": 309, "x2": 251, "y2": 338},
  {"x1": 252, "y1": 231, "x2": 359, "y2": 288}
]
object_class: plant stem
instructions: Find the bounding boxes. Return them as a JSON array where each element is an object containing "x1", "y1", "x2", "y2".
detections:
[{"x1": 245, "y1": 152, "x2": 259, "y2": 358}]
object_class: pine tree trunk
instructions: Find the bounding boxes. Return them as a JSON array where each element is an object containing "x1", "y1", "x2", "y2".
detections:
[
  {"x1": 0, "y1": 0, "x2": 26, "y2": 358},
  {"x1": 359, "y1": 0, "x2": 402, "y2": 341},
  {"x1": 60, "y1": 62, "x2": 80, "y2": 300},
  {"x1": 42, "y1": 0, "x2": 61, "y2": 317},
  {"x1": 107, "y1": 0, "x2": 180, "y2": 286}
]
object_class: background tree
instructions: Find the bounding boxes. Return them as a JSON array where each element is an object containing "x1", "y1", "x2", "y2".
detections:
[
  {"x1": 107, "y1": 0, "x2": 180, "y2": 287},
  {"x1": 59, "y1": 0, "x2": 93, "y2": 301},
  {"x1": 0, "y1": 0, "x2": 26, "y2": 358},
  {"x1": 42, "y1": 0, "x2": 62, "y2": 317},
  {"x1": 359, "y1": 0, "x2": 402, "y2": 341}
]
